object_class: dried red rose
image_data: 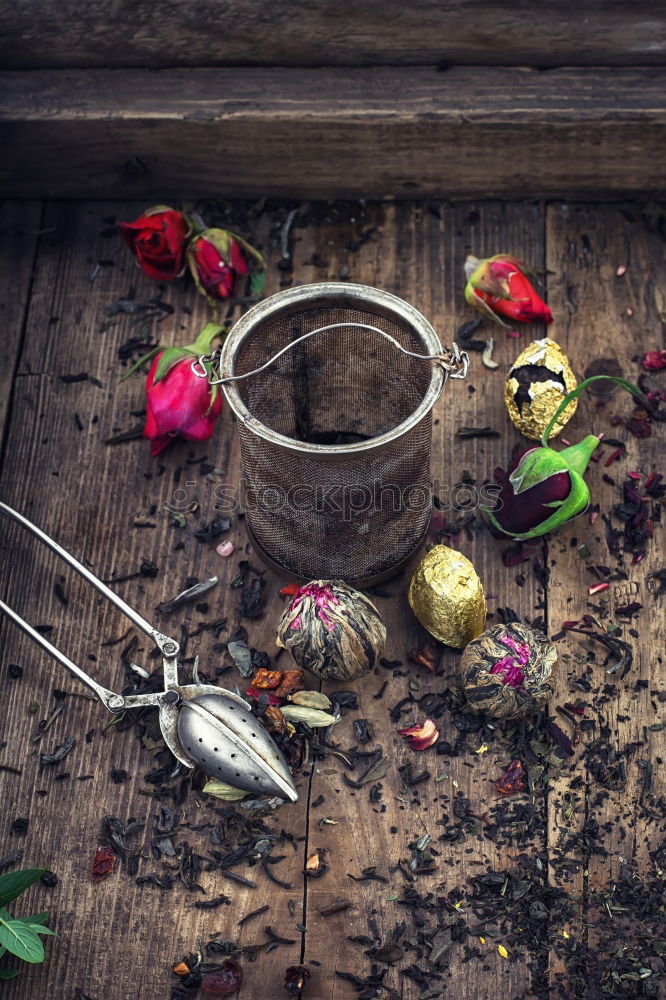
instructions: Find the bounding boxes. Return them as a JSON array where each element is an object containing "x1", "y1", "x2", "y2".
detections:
[
  {"x1": 91, "y1": 845, "x2": 117, "y2": 883},
  {"x1": 464, "y1": 253, "x2": 553, "y2": 326},
  {"x1": 143, "y1": 323, "x2": 224, "y2": 457},
  {"x1": 398, "y1": 718, "x2": 439, "y2": 751},
  {"x1": 118, "y1": 205, "x2": 190, "y2": 281}
]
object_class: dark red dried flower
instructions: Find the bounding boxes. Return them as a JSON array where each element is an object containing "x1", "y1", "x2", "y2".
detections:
[
  {"x1": 641, "y1": 349, "x2": 666, "y2": 371},
  {"x1": 284, "y1": 965, "x2": 311, "y2": 996},
  {"x1": 201, "y1": 960, "x2": 244, "y2": 996},
  {"x1": 495, "y1": 759, "x2": 525, "y2": 796}
]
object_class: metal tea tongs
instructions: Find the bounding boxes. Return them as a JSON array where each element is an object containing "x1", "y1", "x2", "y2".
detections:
[{"x1": 0, "y1": 502, "x2": 298, "y2": 802}]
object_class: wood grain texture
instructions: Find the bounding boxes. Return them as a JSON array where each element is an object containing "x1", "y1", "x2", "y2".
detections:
[
  {"x1": 1, "y1": 198, "x2": 664, "y2": 1000},
  {"x1": 0, "y1": 199, "x2": 311, "y2": 999},
  {"x1": 0, "y1": 202, "x2": 43, "y2": 446},
  {"x1": 1, "y1": 0, "x2": 665, "y2": 70},
  {"x1": 300, "y1": 200, "x2": 548, "y2": 1000},
  {"x1": 545, "y1": 203, "x2": 666, "y2": 995},
  {"x1": 2, "y1": 67, "x2": 666, "y2": 199}
]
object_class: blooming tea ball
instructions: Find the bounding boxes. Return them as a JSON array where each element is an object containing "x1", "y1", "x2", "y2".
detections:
[
  {"x1": 276, "y1": 580, "x2": 386, "y2": 681},
  {"x1": 408, "y1": 545, "x2": 486, "y2": 648},
  {"x1": 505, "y1": 338, "x2": 578, "y2": 441},
  {"x1": 460, "y1": 621, "x2": 556, "y2": 720}
]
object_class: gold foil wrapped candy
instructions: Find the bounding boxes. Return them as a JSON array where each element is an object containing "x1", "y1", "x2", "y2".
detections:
[
  {"x1": 408, "y1": 545, "x2": 486, "y2": 648},
  {"x1": 276, "y1": 580, "x2": 386, "y2": 681},
  {"x1": 505, "y1": 338, "x2": 578, "y2": 441},
  {"x1": 460, "y1": 621, "x2": 556, "y2": 719}
]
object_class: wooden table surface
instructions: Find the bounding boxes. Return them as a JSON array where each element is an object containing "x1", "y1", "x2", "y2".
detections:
[{"x1": 0, "y1": 199, "x2": 664, "y2": 1000}]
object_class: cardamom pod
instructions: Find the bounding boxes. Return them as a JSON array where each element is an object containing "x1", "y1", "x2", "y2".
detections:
[
  {"x1": 202, "y1": 779, "x2": 248, "y2": 801},
  {"x1": 287, "y1": 690, "x2": 332, "y2": 710},
  {"x1": 279, "y1": 705, "x2": 337, "y2": 727}
]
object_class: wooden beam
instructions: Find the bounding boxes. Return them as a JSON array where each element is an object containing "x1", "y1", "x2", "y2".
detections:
[
  {"x1": 1, "y1": 0, "x2": 665, "y2": 69},
  {"x1": 2, "y1": 66, "x2": 666, "y2": 200}
]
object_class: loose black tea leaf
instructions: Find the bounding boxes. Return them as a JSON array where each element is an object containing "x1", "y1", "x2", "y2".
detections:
[
  {"x1": 194, "y1": 894, "x2": 232, "y2": 909},
  {"x1": 194, "y1": 517, "x2": 232, "y2": 542},
  {"x1": 227, "y1": 640, "x2": 253, "y2": 679},
  {"x1": 238, "y1": 905, "x2": 269, "y2": 926},
  {"x1": 156, "y1": 577, "x2": 219, "y2": 613},
  {"x1": 40, "y1": 736, "x2": 76, "y2": 766}
]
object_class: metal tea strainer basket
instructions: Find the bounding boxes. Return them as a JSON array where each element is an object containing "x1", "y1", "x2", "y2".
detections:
[{"x1": 194, "y1": 283, "x2": 468, "y2": 585}]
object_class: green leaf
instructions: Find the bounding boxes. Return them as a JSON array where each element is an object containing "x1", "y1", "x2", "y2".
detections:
[
  {"x1": 16, "y1": 912, "x2": 48, "y2": 926},
  {"x1": 190, "y1": 322, "x2": 226, "y2": 356},
  {"x1": 0, "y1": 870, "x2": 45, "y2": 909},
  {"x1": 540, "y1": 374, "x2": 647, "y2": 445},
  {"x1": 0, "y1": 919, "x2": 45, "y2": 963},
  {"x1": 0, "y1": 967, "x2": 20, "y2": 980},
  {"x1": 25, "y1": 925, "x2": 56, "y2": 938},
  {"x1": 250, "y1": 270, "x2": 266, "y2": 296}
]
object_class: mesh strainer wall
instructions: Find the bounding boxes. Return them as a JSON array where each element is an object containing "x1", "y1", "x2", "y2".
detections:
[{"x1": 226, "y1": 291, "x2": 440, "y2": 584}]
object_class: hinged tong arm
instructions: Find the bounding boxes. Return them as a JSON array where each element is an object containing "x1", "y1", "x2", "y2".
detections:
[{"x1": 0, "y1": 502, "x2": 180, "y2": 712}]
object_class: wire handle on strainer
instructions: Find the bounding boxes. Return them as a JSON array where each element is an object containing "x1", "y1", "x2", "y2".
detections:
[{"x1": 190, "y1": 322, "x2": 469, "y2": 388}]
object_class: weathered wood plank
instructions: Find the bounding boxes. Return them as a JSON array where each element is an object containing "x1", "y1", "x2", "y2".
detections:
[
  {"x1": 0, "y1": 199, "x2": 312, "y2": 1000},
  {"x1": 0, "y1": 201, "x2": 43, "y2": 447},
  {"x1": 1, "y1": 1, "x2": 664, "y2": 70},
  {"x1": 2, "y1": 67, "x2": 666, "y2": 199},
  {"x1": 545, "y1": 204, "x2": 666, "y2": 994},
  {"x1": 2, "y1": 197, "x2": 665, "y2": 1000},
  {"x1": 301, "y1": 200, "x2": 548, "y2": 1000}
]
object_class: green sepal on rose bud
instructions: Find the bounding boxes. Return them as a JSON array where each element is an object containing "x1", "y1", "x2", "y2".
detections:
[
  {"x1": 485, "y1": 434, "x2": 600, "y2": 540},
  {"x1": 484, "y1": 374, "x2": 649, "y2": 541},
  {"x1": 153, "y1": 322, "x2": 226, "y2": 385},
  {"x1": 121, "y1": 322, "x2": 225, "y2": 384}
]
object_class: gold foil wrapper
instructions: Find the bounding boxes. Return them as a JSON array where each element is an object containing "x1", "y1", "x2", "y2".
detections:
[
  {"x1": 505, "y1": 337, "x2": 578, "y2": 441},
  {"x1": 408, "y1": 545, "x2": 486, "y2": 649}
]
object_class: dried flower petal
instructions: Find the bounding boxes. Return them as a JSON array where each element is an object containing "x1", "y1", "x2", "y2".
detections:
[
  {"x1": 284, "y1": 965, "x2": 311, "y2": 996},
  {"x1": 495, "y1": 758, "x2": 525, "y2": 796},
  {"x1": 252, "y1": 668, "x2": 284, "y2": 689},
  {"x1": 641, "y1": 349, "x2": 666, "y2": 371},
  {"x1": 398, "y1": 718, "x2": 439, "y2": 751},
  {"x1": 201, "y1": 960, "x2": 244, "y2": 996},
  {"x1": 91, "y1": 845, "x2": 117, "y2": 883},
  {"x1": 305, "y1": 849, "x2": 328, "y2": 877},
  {"x1": 263, "y1": 705, "x2": 289, "y2": 734},
  {"x1": 271, "y1": 670, "x2": 305, "y2": 700},
  {"x1": 408, "y1": 640, "x2": 442, "y2": 674}
]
